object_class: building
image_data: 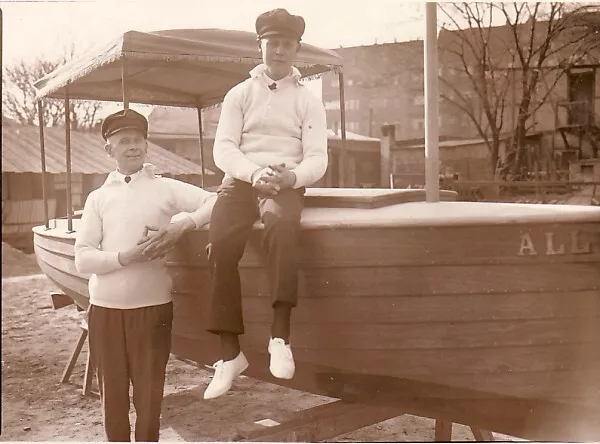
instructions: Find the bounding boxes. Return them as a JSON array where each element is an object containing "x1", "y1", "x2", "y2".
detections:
[
  {"x1": 2, "y1": 121, "x2": 212, "y2": 251},
  {"x1": 321, "y1": 40, "x2": 426, "y2": 140},
  {"x1": 323, "y1": 14, "x2": 600, "y2": 178}
]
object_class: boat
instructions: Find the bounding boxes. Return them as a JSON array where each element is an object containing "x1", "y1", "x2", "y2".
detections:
[{"x1": 31, "y1": 15, "x2": 600, "y2": 443}]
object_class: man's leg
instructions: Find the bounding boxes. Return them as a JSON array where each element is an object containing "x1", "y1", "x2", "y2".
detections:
[
  {"x1": 259, "y1": 187, "x2": 305, "y2": 343},
  {"x1": 204, "y1": 179, "x2": 257, "y2": 399},
  {"x1": 206, "y1": 178, "x2": 258, "y2": 353},
  {"x1": 126, "y1": 302, "x2": 173, "y2": 442},
  {"x1": 88, "y1": 305, "x2": 131, "y2": 442}
]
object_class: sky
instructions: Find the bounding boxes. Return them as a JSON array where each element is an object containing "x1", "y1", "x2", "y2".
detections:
[
  {"x1": 1, "y1": 0, "x2": 427, "y2": 64},
  {"x1": 0, "y1": 0, "x2": 427, "y2": 117}
]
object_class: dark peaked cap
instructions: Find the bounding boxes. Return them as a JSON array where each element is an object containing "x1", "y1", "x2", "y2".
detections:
[
  {"x1": 255, "y1": 8, "x2": 305, "y2": 41},
  {"x1": 101, "y1": 109, "x2": 148, "y2": 141}
]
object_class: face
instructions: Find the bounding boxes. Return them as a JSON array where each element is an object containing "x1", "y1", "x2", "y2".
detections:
[
  {"x1": 259, "y1": 36, "x2": 300, "y2": 81},
  {"x1": 105, "y1": 129, "x2": 148, "y2": 175}
]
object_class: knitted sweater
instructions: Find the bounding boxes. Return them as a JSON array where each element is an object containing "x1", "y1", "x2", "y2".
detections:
[
  {"x1": 213, "y1": 64, "x2": 328, "y2": 188},
  {"x1": 74, "y1": 164, "x2": 216, "y2": 309}
]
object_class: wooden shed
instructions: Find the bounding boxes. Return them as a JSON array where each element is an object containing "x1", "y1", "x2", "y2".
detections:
[{"x1": 2, "y1": 123, "x2": 212, "y2": 251}]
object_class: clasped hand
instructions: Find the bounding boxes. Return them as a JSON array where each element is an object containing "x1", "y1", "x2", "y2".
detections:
[
  {"x1": 118, "y1": 220, "x2": 190, "y2": 266},
  {"x1": 252, "y1": 164, "x2": 296, "y2": 197}
]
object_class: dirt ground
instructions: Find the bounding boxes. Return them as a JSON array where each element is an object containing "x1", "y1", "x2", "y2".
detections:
[{"x1": 1, "y1": 242, "x2": 518, "y2": 442}]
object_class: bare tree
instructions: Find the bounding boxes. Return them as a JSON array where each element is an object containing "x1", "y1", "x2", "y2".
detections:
[
  {"x1": 439, "y1": 2, "x2": 600, "y2": 179},
  {"x1": 2, "y1": 51, "x2": 103, "y2": 129}
]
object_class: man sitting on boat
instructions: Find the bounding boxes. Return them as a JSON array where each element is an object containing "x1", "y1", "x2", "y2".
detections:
[
  {"x1": 74, "y1": 109, "x2": 216, "y2": 442},
  {"x1": 203, "y1": 8, "x2": 328, "y2": 399}
]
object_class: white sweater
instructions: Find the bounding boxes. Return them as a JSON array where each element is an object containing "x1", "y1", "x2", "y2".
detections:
[
  {"x1": 213, "y1": 64, "x2": 328, "y2": 188},
  {"x1": 74, "y1": 164, "x2": 216, "y2": 309}
]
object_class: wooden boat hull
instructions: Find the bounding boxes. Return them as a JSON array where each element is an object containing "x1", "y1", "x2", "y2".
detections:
[{"x1": 33, "y1": 195, "x2": 600, "y2": 441}]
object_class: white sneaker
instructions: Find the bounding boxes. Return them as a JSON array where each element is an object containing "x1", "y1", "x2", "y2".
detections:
[
  {"x1": 268, "y1": 337, "x2": 295, "y2": 379},
  {"x1": 203, "y1": 351, "x2": 249, "y2": 399}
]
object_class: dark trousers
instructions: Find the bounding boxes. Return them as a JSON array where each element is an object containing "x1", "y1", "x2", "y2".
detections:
[
  {"x1": 207, "y1": 178, "x2": 305, "y2": 335},
  {"x1": 88, "y1": 302, "x2": 173, "y2": 442}
]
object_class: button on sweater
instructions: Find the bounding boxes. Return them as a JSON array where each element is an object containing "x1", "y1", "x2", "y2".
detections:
[
  {"x1": 74, "y1": 164, "x2": 216, "y2": 309},
  {"x1": 213, "y1": 64, "x2": 328, "y2": 188}
]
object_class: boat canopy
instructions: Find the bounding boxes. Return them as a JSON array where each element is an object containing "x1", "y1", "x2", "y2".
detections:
[{"x1": 34, "y1": 28, "x2": 343, "y2": 108}]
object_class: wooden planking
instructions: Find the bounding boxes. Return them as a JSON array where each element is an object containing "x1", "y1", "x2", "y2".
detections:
[
  {"x1": 171, "y1": 336, "x2": 600, "y2": 442},
  {"x1": 171, "y1": 290, "x2": 600, "y2": 324},
  {"x1": 35, "y1": 233, "x2": 76, "y2": 257},
  {"x1": 35, "y1": 245, "x2": 82, "y2": 277},
  {"x1": 171, "y1": 315, "x2": 600, "y2": 350},
  {"x1": 167, "y1": 263, "x2": 600, "y2": 297},
  {"x1": 36, "y1": 259, "x2": 90, "y2": 307},
  {"x1": 171, "y1": 319, "x2": 600, "y2": 378},
  {"x1": 303, "y1": 188, "x2": 457, "y2": 209},
  {"x1": 173, "y1": 222, "x2": 600, "y2": 268},
  {"x1": 2, "y1": 199, "x2": 57, "y2": 224},
  {"x1": 288, "y1": 346, "x2": 600, "y2": 380},
  {"x1": 35, "y1": 235, "x2": 600, "y2": 297},
  {"x1": 235, "y1": 400, "x2": 405, "y2": 442},
  {"x1": 424, "y1": 370, "x2": 600, "y2": 407},
  {"x1": 435, "y1": 420, "x2": 453, "y2": 442}
]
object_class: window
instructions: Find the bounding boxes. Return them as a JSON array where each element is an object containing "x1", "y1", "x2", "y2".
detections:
[
  {"x1": 347, "y1": 79, "x2": 354, "y2": 86},
  {"x1": 346, "y1": 99, "x2": 360, "y2": 110},
  {"x1": 324, "y1": 100, "x2": 341, "y2": 110},
  {"x1": 411, "y1": 118, "x2": 425, "y2": 130}
]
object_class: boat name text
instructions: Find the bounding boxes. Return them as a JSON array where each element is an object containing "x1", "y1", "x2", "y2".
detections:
[{"x1": 518, "y1": 230, "x2": 594, "y2": 256}]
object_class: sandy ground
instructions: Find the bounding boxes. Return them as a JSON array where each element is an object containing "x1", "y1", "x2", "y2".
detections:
[{"x1": 1, "y1": 243, "x2": 517, "y2": 442}]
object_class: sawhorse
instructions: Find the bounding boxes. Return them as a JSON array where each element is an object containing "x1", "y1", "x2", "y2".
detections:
[
  {"x1": 234, "y1": 400, "x2": 494, "y2": 442},
  {"x1": 51, "y1": 292, "x2": 97, "y2": 397}
]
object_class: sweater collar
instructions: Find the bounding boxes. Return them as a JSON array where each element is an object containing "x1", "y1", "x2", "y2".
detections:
[
  {"x1": 104, "y1": 163, "x2": 158, "y2": 186},
  {"x1": 249, "y1": 64, "x2": 302, "y2": 88}
]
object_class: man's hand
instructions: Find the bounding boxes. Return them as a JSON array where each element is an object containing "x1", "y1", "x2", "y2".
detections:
[
  {"x1": 268, "y1": 164, "x2": 296, "y2": 189},
  {"x1": 117, "y1": 219, "x2": 194, "y2": 266},
  {"x1": 138, "y1": 219, "x2": 194, "y2": 260},
  {"x1": 118, "y1": 239, "x2": 153, "y2": 266},
  {"x1": 252, "y1": 167, "x2": 280, "y2": 197}
]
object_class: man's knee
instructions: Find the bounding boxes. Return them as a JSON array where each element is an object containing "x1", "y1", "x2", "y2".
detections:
[
  {"x1": 206, "y1": 237, "x2": 246, "y2": 263},
  {"x1": 262, "y1": 214, "x2": 301, "y2": 245}
]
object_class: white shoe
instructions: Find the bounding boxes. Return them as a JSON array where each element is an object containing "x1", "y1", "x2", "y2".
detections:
[
  {"x1": 268, "y1": 337, "x2": 295, "y2": 379},
  {"x1": 203, "y1": 351, "x2": 249, "y2": 399}
]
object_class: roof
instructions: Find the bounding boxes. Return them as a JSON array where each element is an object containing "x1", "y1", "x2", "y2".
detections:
[
  {"x1": 34, "y1": 28, "x2": 343, "y2": 108},
  {"x1": 327, "y1": 129, "x2": 380, "y2": 142},
  {"x1": 147, "y1": 107, "x2": 380, "y2": 142},
  {"x1": 397, "y1": 135, "x2": 510, "y2": 150},
  {"x1": 148, "y1": 106, "x2": 219, "y2": 137},
  {"x1": 1, "y1": 124, "x2": 212, "y2": 175}
]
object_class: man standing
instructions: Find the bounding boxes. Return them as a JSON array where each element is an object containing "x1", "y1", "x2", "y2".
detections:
[
  {"x1": 204, "y1": 8, "x2": 328, "y2": 399},
  {"x1": 75, "y1": 109, "x2": 216, "y2": 441}
]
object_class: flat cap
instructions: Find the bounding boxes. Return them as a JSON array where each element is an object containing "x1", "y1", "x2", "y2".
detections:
[
  {"x1": 101, "y1": 109, "x2": 148, "y2": 141},
  {"x1": 255, "y1": 8, "x2": 305, "y2": 40}
]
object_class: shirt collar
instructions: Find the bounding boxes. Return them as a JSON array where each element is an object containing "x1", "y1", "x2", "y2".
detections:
[
  {"x1": 249, "y1": 64, "x2": 302, "y2": 88},
  {"x1": 103, "y1": 163, "x2": 158, "y2": 186}
]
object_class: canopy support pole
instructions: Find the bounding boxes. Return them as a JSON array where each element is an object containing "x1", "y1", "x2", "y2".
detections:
[
  {"x1": 122, "y1": 58, "x2": 129, "y2": 109},
  {"x1": 37, "y1": 100, "x2": 50, "y2": 229},
  {"x1": 424, "y1": 2, "x2": 440, "y2": 202},
  {"x1": 338, "y1": 70, "x2": 347, "y2": 188},
  {"x1": 64, "y1": 88, "x2": 74, "y2": 233},
  {"x1": 196, "y1": 104, "x2": 206, "y2": 189}
]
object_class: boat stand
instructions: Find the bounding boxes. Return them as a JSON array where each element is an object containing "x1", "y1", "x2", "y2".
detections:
[
  {"x1": 233, "y1": 400, "x2": 494, "y2": 442},
  {"x1": 51, "y1": 292, "x2": 97, "y2": 397}
]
